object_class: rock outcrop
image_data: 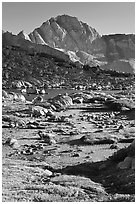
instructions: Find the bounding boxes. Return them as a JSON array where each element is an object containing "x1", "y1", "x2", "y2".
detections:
[
  {"x1": 29, "y1": 15, "x2": 100, "y2": 53},
  {"x1": 18, "y1": 30, "x2": 31, "y2": 41},
  {"x1": 2, "y1": 31, "x2": 70, "y2": 62}
]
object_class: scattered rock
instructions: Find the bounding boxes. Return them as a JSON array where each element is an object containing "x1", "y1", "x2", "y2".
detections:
[
  {"x1": 30, "y1": 106, "x2": 48, "y2": 117},
  {"x1": 44, "y1": 169, "x2": 53, "y2": 177},
  {"x1": 49, "y1": 93, "x2": 73, "y2": 111},
  {"x1": 11, "y1": 80, "x2": 24, "y2": 89},
  {"x1": 32, "y1": 96, "x2": 44, "y2": 104},
  {"x1": 4, "y1": 138, "x2": 20, "y2": 149},
  {"x1": 2, "y1": 90, "x2": 8, "y2": 98},
  {"x1": 38, "y1": 131, "x2": 56, "y2": 144},
  {"x1": 71, "y1": 153, "x2": 80, "y2": 157},
  {"x1": 110, "y1": 144, "x2": 119, "y2": 149},
  {"x1": 22, "y1": 148, "x2": 33, "y2": 155},
  {"x1": 46, "y1": 109, "x2": 54, "y2": 117},
  {"x1": 73, "y1": 97, "x2": 83, "y2": 104}
]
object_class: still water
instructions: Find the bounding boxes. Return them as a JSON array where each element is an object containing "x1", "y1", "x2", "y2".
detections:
[
  {"x1": 6, "y1": 88, "x2": 121, "y2": 102},
  {"x1": 6, "y1": 88, "x2": 79, "y2": 101}
]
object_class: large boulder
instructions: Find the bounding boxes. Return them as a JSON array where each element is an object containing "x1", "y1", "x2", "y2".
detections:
[
  {"x1": 70, "y1": 92, "x2": 100, "y2": 104},
  {"x1": 30, "y1": 106, "x2": 48, "y2": 117},
  {"x1": 4, "y1": 138, "x2": 20, "y2": 149},
  {"x1": 49, "y1": 93, "x2": 73, "y2": 111},
  {"x1": 110, "y1": 140, "x2": 135, "y2": 170},
  {"x1": 14, "y1": 93, "x2": 26, "y2": 102},
  {"x1": 117, "y1": 156, "x2": 133, "y2": 169},
  {"x1": 27, "y1": 87, "x2": 39, "y2": 94},
  {"x1": 38, "y1": 131, "x2": 56, "y2": 144},
  {"x1": 11, "y1": 80, "x2": 24, "y2": 89},
  {"x1": 4, "y1": 92, "x2": 26, "y2": 102}
]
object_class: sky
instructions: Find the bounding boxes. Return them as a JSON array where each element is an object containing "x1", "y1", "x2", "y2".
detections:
[{"x1": 2, "y1": 2, "x2": 135, "y2": 36}]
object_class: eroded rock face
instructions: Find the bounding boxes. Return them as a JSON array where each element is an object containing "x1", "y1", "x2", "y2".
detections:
[
  {"x1": 102, "y1": 34, "x2": 135, "y2": 62},
  {"x1": 2, "y1": 32, "x2": 70, "y2": 62},
  {"x1": 28, "y1": 15, "x2": 135, "y2": 72},
  {"x1": 18, "y1": 30, "x2": 31, "y2": 41},
  {"x1": 29, "y1": 15, "x2": 100, "y2": 53}
]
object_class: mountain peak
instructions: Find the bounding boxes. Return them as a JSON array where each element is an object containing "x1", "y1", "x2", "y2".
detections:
[
  {"x1": 28, "y1": 14, "x2": 100, "y2": 53},
  {"x1": 55, "y1": 14, "x2": 78, "y2": 20},
  {"x1": 18, "y1": 30, "x2": 31, "y2": 41},
  {"x1": 3, "y1": 14, "x2": 135, "y2": 73}
]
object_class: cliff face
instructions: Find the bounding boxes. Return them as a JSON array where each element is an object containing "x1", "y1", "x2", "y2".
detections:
[
  {"x1": 28, "y1": 15, "x2": 135, "y2": 72},
  {"x1": 29, "y1": 15, "x2": 101, "y2": 53},
  {"x1": 102, "y1": 34, "x2": 135, "y2": 62},
  {"x1": 3, "y1": 15, "x2": 135, "y2": 73}
]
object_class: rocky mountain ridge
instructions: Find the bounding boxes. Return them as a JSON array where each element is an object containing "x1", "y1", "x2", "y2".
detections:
[
  {"x1": 29, "y1": 15, "x2": 100, "y2": 53},
  {"x1": 3, "y1": 14, "x2": 135, "y2": 73}
]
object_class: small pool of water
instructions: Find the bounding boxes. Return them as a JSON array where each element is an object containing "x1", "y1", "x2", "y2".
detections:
[
  {"x1": 6, "y1": 88, "x2": 79, "y2": 101},
  {"x1": 5, "y1": 88, "x2": 122, "y2": 102}
]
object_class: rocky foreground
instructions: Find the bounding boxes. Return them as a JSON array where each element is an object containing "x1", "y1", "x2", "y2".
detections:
[{"x1": 2, "y1": 88, "x2": 135, "y2": 202}]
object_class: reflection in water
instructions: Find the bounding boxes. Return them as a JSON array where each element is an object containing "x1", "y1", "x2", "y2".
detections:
[
  {"x1": 6, "y1": 88, "x2": 78, "y2": 101},
  {"x1": 5, "y1": 88, "x2": 122, "y2": 102}
]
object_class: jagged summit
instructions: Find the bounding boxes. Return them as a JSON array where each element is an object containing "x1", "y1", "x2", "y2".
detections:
[
  {"x1": 28, "y1": 14, "x2": 100, "y2": 53},
  {"x1": 18, "y1": 30, "x2": 31, "y2": 41}
]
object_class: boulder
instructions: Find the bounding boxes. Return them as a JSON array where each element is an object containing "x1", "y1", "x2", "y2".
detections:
[
  {"x1": 23, "y1": 81, "x2": 33, "y2": 88},
  {"x1": 69, "y1": 92, "x2": 100, "y2": 104},
  {"x1": 32, "y1": 96, "x2": 44, "y2": 104},
  {"x1": 110, "y1": 143, "x2": 119, "y2": 149},
  {"x1": 15, "y1": 93, "x2": 26, "y2": 102},
  {"x1": 110, "y1": 140, "x2": 135, "y2": 170},
  {"x1": 44, "y1": 169, "x2": 53, "y2": 177},
  {"x1": 31, "y1": 106, "x2": 48, "y2": 117},
  {"x1": 73, "y1": 97, "x2": 83, "y2": 104},
  {"x1": 27, "y1": 87, "x2": 39, "y2": 94},
  {"x1": 38, "y1": 131, "x2": 56, "y2": 144},
  {"x1": 46, "y1": 109, "x2": 54, "y2": 117},
  {"x1": 12, "y1": 80, "x2": 24, "y2": 89},
  {"x1": 117, "y1": 156, "x2": 133, "y2": 169},
  {"x1": 7, "y1": 92, "x2": 26, "y2": 102},
  {"x1": 49, "y1": 93, "x2": 73, "y2": 111},
  {"x1": 4, "y1": 138, "x2": 20, "y2": 149}
]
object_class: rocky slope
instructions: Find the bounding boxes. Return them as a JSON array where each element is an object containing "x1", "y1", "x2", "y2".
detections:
[
  {"x1": 3, "y1": 14, "x2": 135, "y2": 73},
  {"x1": 2, "y1": 31, "x2": 70, "y2": 62},
  {"x1": 28, "y1": 15, "x2": 135, "y2": 72},
  {"x1": 2, "y1": 44, "x2": 133, "y2": 89}
]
